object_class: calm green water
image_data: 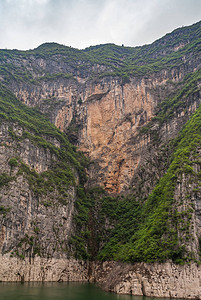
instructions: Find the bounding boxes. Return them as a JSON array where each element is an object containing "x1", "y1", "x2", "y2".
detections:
[
  {"x1": 0, "y1": 283, "x2": 141, "y2": 300},
  {"x1": 0, "y1": 282, "x2": 146, "y2": 300}
]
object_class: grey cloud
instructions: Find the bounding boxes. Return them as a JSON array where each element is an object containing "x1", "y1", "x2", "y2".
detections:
[{"x1": 0, "y1": 0, "x2": 201, "y2": 50}]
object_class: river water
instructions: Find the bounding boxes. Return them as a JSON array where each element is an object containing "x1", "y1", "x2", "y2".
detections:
[{"x1": 0, "y1": 282, "x2": 158, "y2": 300}]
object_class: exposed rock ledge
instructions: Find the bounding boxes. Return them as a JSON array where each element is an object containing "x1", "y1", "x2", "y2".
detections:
[
  {"x1": 0, "y1": 255, "x2": 88, "y2": 282},
  {"x1": 91, "y1": 261, "x2": 201, "y2": 299},
  {"x1": 0, "y1": 255, "x2": 201, "y2": 299}
]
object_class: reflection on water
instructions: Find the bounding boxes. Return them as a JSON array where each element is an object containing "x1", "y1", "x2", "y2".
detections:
[
  {"x1": 0, "y1": 282, "x2": 171, "y2": 300},
  {"x1": 0, "y1": 282, "x2": 133, "y2": 300}
]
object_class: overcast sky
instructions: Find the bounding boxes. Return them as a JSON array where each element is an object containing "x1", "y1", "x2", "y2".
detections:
[{"x1": 0, "y1": 0, "x2": 201, "y2": 50}]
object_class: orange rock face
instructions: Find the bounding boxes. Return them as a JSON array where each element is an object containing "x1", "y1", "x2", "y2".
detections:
[
  {"x1": 76, "y1": 78, "x2": 157, "y2": 193},
  {"x1": 14, "y1": 75, "x2": 168, "y2": 193}
]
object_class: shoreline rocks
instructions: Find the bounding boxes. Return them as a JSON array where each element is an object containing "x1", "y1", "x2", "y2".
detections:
[{"x1": 0, "y1": 256, "x2": 200, "y2": 299}]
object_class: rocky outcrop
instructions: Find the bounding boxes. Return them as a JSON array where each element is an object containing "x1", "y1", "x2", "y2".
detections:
[
  {"x1": 0, "y1": 255, "x2": 88, "y2": 282},
  {"x1": 92, "y1": 261, "x2": 201, "y2": 299}
]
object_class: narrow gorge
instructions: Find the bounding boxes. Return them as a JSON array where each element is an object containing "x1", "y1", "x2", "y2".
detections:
[{"x1": 0, "y1": 21, "x2": 201, "y2": 298}]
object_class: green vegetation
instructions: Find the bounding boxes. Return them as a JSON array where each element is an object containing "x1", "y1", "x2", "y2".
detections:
[
  {"x1": 78, "y1": 97, "x2": 82, "y2": 105},
  {"x1": 37, "y1": 72, "x2": 73, "y2": 82},
  {"x1": 8, "y1": 157, "x2": 18, "y2": 167},
  {"x1": 0, "y1": 205, "x2": 11, "y2": 217},
  {"x1": 70, "y1": 185, "x2": 93, "y2": 259},
  {"x1": 11, "y1": 233, "x2": 41, "y2": 259},
  {"x1": 0, "y1": 173, "x2": 14, "y2": 187},
  {"x1": 18, "y1": 160, "x2": 74, "y2": 202},
  {"x1": 34, "y1": 227, "x2": 40, "y2": 234}
]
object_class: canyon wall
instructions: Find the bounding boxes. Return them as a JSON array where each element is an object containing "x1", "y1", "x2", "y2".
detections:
[{"x1": 11, "y1": 65, "x2": 201, "y2": 194}]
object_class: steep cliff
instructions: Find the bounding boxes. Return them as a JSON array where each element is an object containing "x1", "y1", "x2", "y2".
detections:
[
  {"x1": 0, "y1": 21, "x2": 201, "y2": 298},
  {"x1": 0, "y1": 86, "x2": 87, "y2": 261}
]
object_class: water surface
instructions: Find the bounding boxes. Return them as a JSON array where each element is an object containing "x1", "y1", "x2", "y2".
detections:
[{"x1": 0, "y1": 282, "x2": 165, "y2": 300}]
